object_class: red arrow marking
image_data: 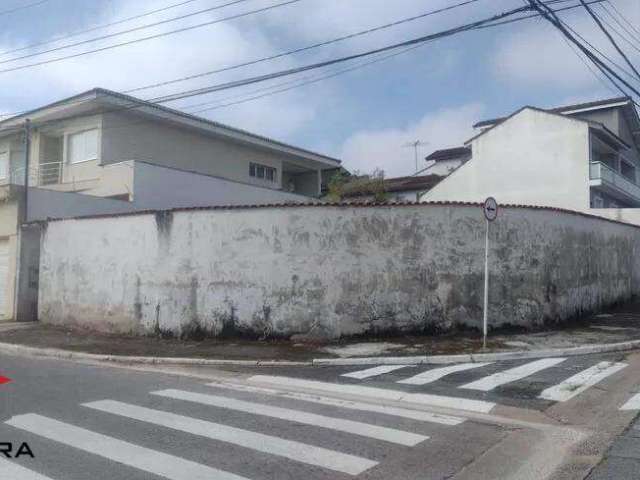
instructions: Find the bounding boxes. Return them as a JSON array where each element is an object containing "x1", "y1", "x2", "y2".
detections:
[{"x1": 0, "y1": 376, "x2": 11, "y2": 385}]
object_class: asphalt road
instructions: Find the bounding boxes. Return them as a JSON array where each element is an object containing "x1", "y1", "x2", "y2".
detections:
[{"x1": 0, "y1": 351, "x2": 638, "y2": 479}]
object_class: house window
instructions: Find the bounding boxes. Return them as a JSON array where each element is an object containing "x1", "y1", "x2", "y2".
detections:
[
  {"x1": 0, "y1": 152, "x2": 8, "y2": 179},
  {"x1": 249, "y1": 162, "x2": 276, "y2": 182},
  {"x1": 68, "y1": 129, "x2": 98, "y2": 164}
]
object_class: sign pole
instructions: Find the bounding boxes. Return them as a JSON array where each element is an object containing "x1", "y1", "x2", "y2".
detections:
[
  {"x1": 481, "y1": 196, "x2": 497, "y2": 350},
  {"x1": 483, "y1": 217, "x2": 489, "y2": 349}
]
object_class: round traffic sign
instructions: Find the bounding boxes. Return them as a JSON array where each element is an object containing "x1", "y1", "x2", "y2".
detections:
[{"x1": 483, "y1": 197, "x2": 498, "y2": 222}]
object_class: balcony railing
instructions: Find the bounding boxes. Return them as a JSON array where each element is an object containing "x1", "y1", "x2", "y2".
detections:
[{"x1": 590, "y1": 161, "x2": 640, "y2": 202}]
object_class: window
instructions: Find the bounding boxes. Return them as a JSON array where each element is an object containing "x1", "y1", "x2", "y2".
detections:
[
  {"x1": 249, "y1": 162, "x2": 277, "y2": 183},
  {"x1": 68, "y1": 129, "x2": 98, "y2": 164},
  {"x1": 0, "y1": 152, "x2": 8, "y2": 179}
]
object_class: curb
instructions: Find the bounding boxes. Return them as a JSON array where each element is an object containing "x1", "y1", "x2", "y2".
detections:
[
  {"x1": 0, "y1": 339, "x2": 639, "y2": 368},
  {"x1": 311, "y1": 339, "x2": 640, "y2": 366}
]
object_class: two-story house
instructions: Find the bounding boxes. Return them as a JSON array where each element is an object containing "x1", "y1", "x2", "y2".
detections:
[
  {"x1": 0, "y1": 88, "x2": 341, "y2": 322},
  {"x1": 422, "y1": 97, "x2": 640, "y2": 215}
]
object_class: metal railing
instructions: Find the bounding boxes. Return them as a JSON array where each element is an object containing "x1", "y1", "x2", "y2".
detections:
[
  {"x1": 5, "y1": 161, "x2": 63, "y2": 187},
  {"x1": 590, "y1": 161, "x2": 640, "y2": 201}
]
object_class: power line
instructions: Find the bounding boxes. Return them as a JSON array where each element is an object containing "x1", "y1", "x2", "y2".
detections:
[
  {"x1": 562, "y1": 21, "x2": 640, "y2": 84},
  {"x1": 186, "y1": 44, "x2": 429, "y2": 113},
  {"x1": 0, "y1": 0, "x2": 604, "y2": 121},
  {"x1": 577, "y1": 0, "x2": 640, "y2": 79},
  {"x1": 0, "y1": 2, "x2": 534, "y2": 132},
  {"x1": 145, "y1": 4, "x2": 538, "y2": 105},
  {"x1": 528, "y1": 0, "x2": 640, "y2": 105},
  {"x1": 126, "y1": 0, "x2": 486, "y2": 94},
  {"x1": 598, "y1": 2, "x2": 640, "y2": 44},
  {"x1": 604, "y1": 0, "x2": 640, "y2": 38},
  {"x1": 0, "y1": 0, "x2": 256, "y2": 66},
  {"x1": 0, "y1": 0, "x2": 50, "y2": 18},
  {"x1": 0, "y1": 0, "x2": 301, "y2": 75},
  {"x1": 595, "y1": 4, "x2": 640, "y2": 54},
  {"x1": 0, "y1": 0, "x2": 204, "y2": 58}
]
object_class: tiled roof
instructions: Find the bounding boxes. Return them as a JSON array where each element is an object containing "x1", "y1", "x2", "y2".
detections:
[
  {"x1": 425, "y1": 146, "x2": 471, "y2": 161},
  {"x1": 473, "y1": 96, "x2": 632, "y2": 128}
]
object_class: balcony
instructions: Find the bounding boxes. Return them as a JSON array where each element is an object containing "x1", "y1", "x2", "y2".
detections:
[
  {"x1": 589, "y1": 161, "x2": 640, "y2": 204},
  {"x1": 6, "y1": 162, "x2": 63, "y2": 188}
]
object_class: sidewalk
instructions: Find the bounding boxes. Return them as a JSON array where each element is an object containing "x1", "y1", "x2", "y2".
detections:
[{"x1": 1, "y1": 300, "x2": 640, "y2": 363}]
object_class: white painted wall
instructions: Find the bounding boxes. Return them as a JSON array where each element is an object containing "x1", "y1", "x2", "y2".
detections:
[
  {"x1": 38, "y1": 204, "x2": 640, "y2": 338},
  {"x1": 423, "y1": 109, "x2": 591, "y2": 211}
]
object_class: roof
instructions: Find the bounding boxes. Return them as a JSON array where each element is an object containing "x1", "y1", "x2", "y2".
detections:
[
  {"x1": 465, "y1": 105, "x2": 632, "y2": 149},
  {"x1": 342, "y1": 174, "x2": 443, "y2": 197},
  {"x1": 0, "y1": 88, "x2": 341, "y2": 167},
  {"x1": 473, "y1": 96, "x2": 632, "y2": 128},
  {"x1": 425, "y1": 146, "x2": 471, "y2": 162}
]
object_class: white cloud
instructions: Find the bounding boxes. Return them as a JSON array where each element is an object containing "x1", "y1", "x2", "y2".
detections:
[
  {"x1": 492, "y1": 0, "x2": 640, "y2": 93},
  {"x1": 339, "y1": 103, "x2": 483, "y2": 177}
]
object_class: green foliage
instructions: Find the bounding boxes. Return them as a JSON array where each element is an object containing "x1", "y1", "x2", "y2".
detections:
[{"x1": 325, "y1": 168, "x2": 389, "y2": 202}]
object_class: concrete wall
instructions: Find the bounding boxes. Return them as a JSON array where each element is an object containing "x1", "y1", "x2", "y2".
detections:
[
  {"x1": 0, "y1": 190, "x2": 19, "y2": 321},
  {"x1": 131, "y1": 161, "x2": 310, "y2": 209},
  {"x1": 38, "y1": 203, "x2": 640, "y2": 338},
  {"x1": 101, "y1": 112, "x2": 299, "y2": 193},
  {"x1": 423, "y1": 109, "x2": 591, "y2": 211}
]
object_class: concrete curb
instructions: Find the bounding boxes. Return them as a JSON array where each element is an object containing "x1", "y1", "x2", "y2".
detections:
[
  {"x1": 311, "y1": 339, "x2": 640, "y2": 366},
  {"x1": 0, "y1": 338, "x2": 639, "y2": 368}
]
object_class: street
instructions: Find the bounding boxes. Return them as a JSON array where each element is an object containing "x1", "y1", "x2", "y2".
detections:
[{"x1": 0, "y1": 351, "x2": 639, "y2": 479}]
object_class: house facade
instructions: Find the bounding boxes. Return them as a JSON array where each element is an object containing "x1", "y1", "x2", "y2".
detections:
[
  {"x1": 422, "y1": 97, "x2": 640, "y2": 215},
  {"x1": 0, "y1": 88, "x2": 341, "y2": 322}
]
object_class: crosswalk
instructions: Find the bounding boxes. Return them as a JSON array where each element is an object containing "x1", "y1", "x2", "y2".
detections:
[
  {"x1": 336, "y1": 357, "x2": 631, "y2": 405},
  {"x1": 1, "y1": 355, "x2": 638, "y2": 479},
  {"x1": 0, "y1": 376, "x2": 464, "y2": 479}
]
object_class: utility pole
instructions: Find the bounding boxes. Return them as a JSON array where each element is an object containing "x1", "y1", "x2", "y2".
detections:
[
  {"x1": 403, "y1": 140, "x2": 429, "y2": 174},
  {"x1": 23, "y1": 119, "x2": 31, "y2": 223}
]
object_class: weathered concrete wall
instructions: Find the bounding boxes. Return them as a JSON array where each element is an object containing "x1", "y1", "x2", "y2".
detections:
[{"x1": 38, "y1": 204, "x2": 640, "y2": 338}]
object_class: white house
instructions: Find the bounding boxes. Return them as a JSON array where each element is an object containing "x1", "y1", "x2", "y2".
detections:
[{"x1": 422, "y1": 97, "x2": 640, "y2": 218}]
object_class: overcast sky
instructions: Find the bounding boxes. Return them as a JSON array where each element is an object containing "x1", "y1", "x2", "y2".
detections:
[{"x1": 0, "y1": 0, "x2": 638, "y2": 176}]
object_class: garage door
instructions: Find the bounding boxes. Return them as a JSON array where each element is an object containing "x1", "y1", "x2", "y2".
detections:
[{"x1": 0, "y1": 239, "x2": 8, "y2": 316}]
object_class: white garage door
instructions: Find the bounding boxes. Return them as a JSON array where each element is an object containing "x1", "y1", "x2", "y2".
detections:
[{"x1": 0, "y1": 239, "x2": 8, "y2": 316}]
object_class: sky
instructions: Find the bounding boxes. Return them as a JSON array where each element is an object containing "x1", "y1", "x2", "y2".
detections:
[{"x1": 0, "y1": 0, "x2": 638, "y2": 177}]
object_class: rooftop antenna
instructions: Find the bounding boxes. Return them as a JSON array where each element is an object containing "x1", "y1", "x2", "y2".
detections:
[{"x1": 403, "y1": 140, "x2": 429, "y2": 174}]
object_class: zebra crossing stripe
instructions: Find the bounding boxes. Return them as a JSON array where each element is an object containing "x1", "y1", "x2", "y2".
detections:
[
  {"x1": 341, "y1": 365, "x2": 411, "y2": 380},
  {"x1": 5, "y1": 414, "x2": 251, "y2": 480},
  {"x1": 539, "y1": 361, "x2": 628, "y2": 402},
  {"x1": 398, "y1": 363, "x2": 493, "y2": 385},
  {"x1": 83, "y1": 399, "x2": 377, "y2": 476},
  {"x1": 460, "y1": 358, "x2": 567, "y2": 391},
  {"x1": 0, "y1": 458, "x2": 55, "y2": 480},
  {"x1": 207, "y1": 382, "x2": 466, "y2": 425},
  {"x1": 152, "y1": 388, "x2": 427, "y2": 446},
  {"x1": 247, "y1": 375, "x2": 496, "y2": 413},
  {"x1": 620, "y1": 392, "x2": 640, "y2": 410}
]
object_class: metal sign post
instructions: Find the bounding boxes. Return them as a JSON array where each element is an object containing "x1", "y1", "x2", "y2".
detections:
[{"x1": 482, "y1": 197, "x2": 498, "y2": 349}]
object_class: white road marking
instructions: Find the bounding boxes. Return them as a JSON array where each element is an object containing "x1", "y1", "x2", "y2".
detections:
[
  {"x1": 341, "y1": 365, "x2": 411, "y2": 380},
  {"x1": 398, "y1": 363, "x2": 493, "y2": 385},
  {"x1": 247, "y1": 375, "x2": 496, "y2": 413},
  {"x1": 539, "y1": 361, "x2": 628, "y2": 402},
  {"x1": 83, "y1": 399, "x2": 377, "y2": 476},
  {"x1": 5, "y1": 414, "x2": 250, "y2": 480},
  {"x1": 207, "y1": 381, "x2": 465, "y2": 425},
  {"x1": 0, "y1": 458, "x2": 55, "y2": 480},
  {"x1": 152, "y1": 388, "x2": 427, "y2": 446},
  {"x1": 620, "y1": 392, "x2": 640, "y2": 410},
  {"x1": 460, "y1": 358, "x2": 567, "y2": 391}
]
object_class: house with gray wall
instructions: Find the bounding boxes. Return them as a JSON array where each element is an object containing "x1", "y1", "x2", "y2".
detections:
[{"x1": 0, "y1": 88, "x2": 342, "y2": 322}]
